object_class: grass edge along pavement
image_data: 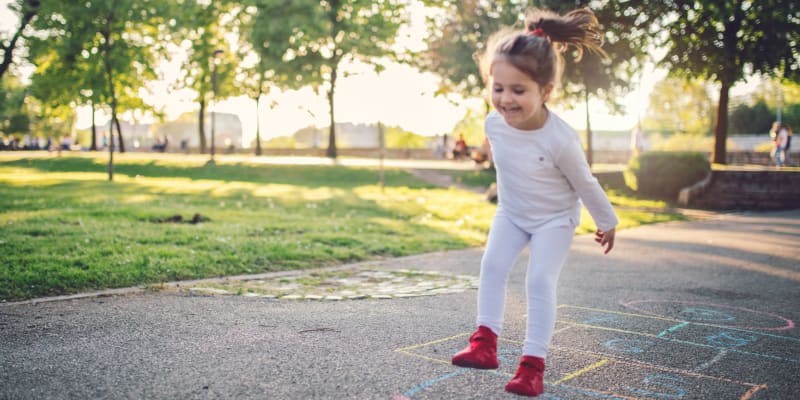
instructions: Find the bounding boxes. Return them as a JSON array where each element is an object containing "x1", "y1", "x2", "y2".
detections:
[{"x1": 0, "y1": 153, "x2": 687, "y2": 302}]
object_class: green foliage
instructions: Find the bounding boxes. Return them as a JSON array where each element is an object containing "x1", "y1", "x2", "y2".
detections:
[
  {"x1": 625, "y1": 152, "x2": 710, "y2": 200},
  {"x1": 555, "y1": 1, "x2": 651, "y2": 114},
  {"x1": 27, "y1": 0, "x2": 174, "y2": 153},
  {"x1": 414, "y1": 1, "x2": 522, "y2": 100},
  {"x1": 728, "y1": 100, "x2": 774, "y2": 134},
  {"x1": 0, "y1": 0, "x2": 40, "y2": 80},
  {"x1": 0, "y1": 72, "x2": 29, "y2": 136},
  {"x1": 384, "y1": 126, "x2": 428, "y2": 149},
  {"x1": 261, "y1": 135, "x2": 296, "y2": 149},
  {"x1": 243, "y1": 0, "x2": 408, "y2": 157},
  {"x1": 643, "y1": 77, "x2": 715, "y2": 136},
  {"x1": 647, "y1": 133, "x2": 743, "y2": 152}
]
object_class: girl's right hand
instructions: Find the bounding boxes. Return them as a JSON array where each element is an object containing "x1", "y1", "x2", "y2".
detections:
[{"x1": 594, "y1": 228, "x2": 616, "y2": 254}]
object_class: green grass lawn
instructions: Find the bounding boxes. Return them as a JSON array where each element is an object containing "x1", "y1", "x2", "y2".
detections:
[{"x1": 0, "y1": 152, "x2": 686, "y2": 301}]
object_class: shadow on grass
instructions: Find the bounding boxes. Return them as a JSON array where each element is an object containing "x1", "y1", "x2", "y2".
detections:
[{"x1": 0, "y1": 157, "x2": 433, "y2": 190}]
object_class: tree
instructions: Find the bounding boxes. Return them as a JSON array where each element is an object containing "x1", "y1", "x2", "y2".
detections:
[
  {"x1": 554, "y1": 1, "x2": 650, "y2": 165},
  {"x1": 653, "y1": 0, "x2": 800, "y2": 164},
  {"x1": 246, "y1": 0, "x2": 407, "y2": 158},
  {"x1": 29, "y1": 0, "x2": 172, "y2": 179},
  {"x1": 415, "y1": 1, "x2": 523, "y2": 104},
  {"x1": 27, "y1": 13, "x2": 106, "y2": 149},
  {"x1": 237, "y1": 1, "x2": 290, "y2": 156},
  {"x1": 0, "y1": 72, "x2": 30, "y2": 137},
  {"x1": 172, "y1": 0, "x2": 239, "y2": 155},
  {"x1": 643, "y1": 76, "x2": 714, "y2": 136},
  {"x1": 0, "y1": 0, "x2": 40, "y2": 81},
  {"x1": 728, "y1": 100, "x2": 773, "y2": 134}
]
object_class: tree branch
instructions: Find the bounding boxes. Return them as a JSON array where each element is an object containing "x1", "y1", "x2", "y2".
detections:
[{"x1": 0, "y1": 0, "x2": 40, "y2": 80}]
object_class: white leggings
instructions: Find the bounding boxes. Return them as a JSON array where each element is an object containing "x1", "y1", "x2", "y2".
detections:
[{"x1": 476, "y1": 212, "x2": 574, "y2": 358}]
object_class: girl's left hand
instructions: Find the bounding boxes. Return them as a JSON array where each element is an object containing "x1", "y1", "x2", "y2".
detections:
[{"x1": 594, "y1": 228, "x2": 616, "y2": 254}]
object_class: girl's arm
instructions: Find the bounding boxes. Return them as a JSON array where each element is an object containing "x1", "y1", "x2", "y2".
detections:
[{"x1": 556, "y1": 135, "x2": 619, "y2": 252}]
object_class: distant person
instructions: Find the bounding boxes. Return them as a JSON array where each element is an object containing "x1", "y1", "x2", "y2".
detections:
[
  {"x1": 471, "y1": 136, "x2": 493, "y2": 167},
  {"x1": 770, "y1": 121, "x2": 789, "y2": 167},
  {"x1": 449, "y1": 7, "x2": 617, "y2": 398},
  {"x1": 151, "y1": 136, "x2": 169, "y2": 152},
  {"x1": 630, "y1": 123, "x2": 646, "y2": 158},
  {"x1": 784, "y1": 123, "x2": 793, "y2": 166},
  {"x1": 60, "y1": 135, "x2": 72, "y2": 151},
  {"x1": 433, "y1": 134, "x2": 444, "y2": 159},
  {"x1": 452, "y1": 134, "x2": 468, "y2": 160}
]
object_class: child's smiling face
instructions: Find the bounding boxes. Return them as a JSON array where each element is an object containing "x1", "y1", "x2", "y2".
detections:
[{"x1": 490, "y1": 58, "x2": 553, "y2": 131}]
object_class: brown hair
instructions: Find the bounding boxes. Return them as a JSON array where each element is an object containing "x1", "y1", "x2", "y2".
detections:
[{"x1": 477, "y1": 7, "x2": 606, "y2": 89}]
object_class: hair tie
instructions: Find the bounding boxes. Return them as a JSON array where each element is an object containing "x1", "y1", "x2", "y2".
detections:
[{"x1": 529, "y1": 28, "x2": 545, "y2": 37}]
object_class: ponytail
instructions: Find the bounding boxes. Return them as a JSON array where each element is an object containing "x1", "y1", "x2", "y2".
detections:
[{"x1": 477, "y1": 7, "x2": 606, "y2": 88}]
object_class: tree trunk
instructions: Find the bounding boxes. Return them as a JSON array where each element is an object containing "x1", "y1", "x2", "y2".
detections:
[
  {"x1": 326, "y1": 65, "x2": 338, "y2": 159},
  {"x1": 101, "y1": 22, "x2": 115, "y2": 181},
  {"x1": 198, "y1": 99, "x2": 207, "y2": 153},
  {"x1": 89, "y1": 102, "x2": 97, "y2": 151},
  {"x1": 114, "y1": 115, "x2": 124, "y2": 153},
  {"x1": 584, "y1": 90, "x2": 593, "y2": 166},
  {"x1": 108, "y1": 107, "x2": 115, "y2": 181},
  {"x1": 712, "y1": 82, "x2": 730, "y2": 165},
  {"x1": 255, "y1": 94, "x2": 262, "y2": 156}
]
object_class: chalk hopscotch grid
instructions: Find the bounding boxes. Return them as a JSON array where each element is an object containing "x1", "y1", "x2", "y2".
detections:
[
  {"x1": 394, "y1": 304, "x2": 774, "y2": 399},
  {"x1": 558, "y1": 304, "x2": 800, "y2": 364}
]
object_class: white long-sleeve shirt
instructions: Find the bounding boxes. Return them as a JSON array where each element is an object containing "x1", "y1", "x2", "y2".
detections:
[{"x1": 485, "y1": 109, "x2": 619, "y2": 233}]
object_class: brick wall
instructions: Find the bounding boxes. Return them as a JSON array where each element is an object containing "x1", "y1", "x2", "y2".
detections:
[{"x1": 679, "y1": 169, "x2": 800, "y2": 210}]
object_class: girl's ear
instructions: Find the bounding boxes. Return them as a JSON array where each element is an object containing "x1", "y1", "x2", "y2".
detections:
[{"x1": 541, "y1": 82, "x2": 555, "y2": 102}]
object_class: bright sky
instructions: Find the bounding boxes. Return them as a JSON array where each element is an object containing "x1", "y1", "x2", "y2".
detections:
[{"x1": 0, "y1": 1, "x2": 760, "y2": 147}]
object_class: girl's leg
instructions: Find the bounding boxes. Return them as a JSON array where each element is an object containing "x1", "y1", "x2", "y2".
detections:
[
  {"x1": 523, "y1": 225, "x2": 575, "y2": 357},
  {"x1": 477, "y1": 212, "x2": 530, "y2": 335}
]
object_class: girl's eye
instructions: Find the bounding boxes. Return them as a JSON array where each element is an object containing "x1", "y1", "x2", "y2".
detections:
[
  {"x1": 493, "y1": 87, "x2": 503, "y2": 93},
  {"x1": 512, "y1": 89, "x2": 525, "y2": 95}
]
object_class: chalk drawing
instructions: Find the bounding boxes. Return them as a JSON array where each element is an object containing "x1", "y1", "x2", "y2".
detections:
[
  {"x1": 400, "y1": 369, "x2": 467, "y2": 398},
  {"x1": 678, "y1": 307, "x2": 735, "y2": 322},
  {"x1": 693, "y1": 349, "x2": 729, "y2": 372},
  {"x1": 657, "y1": 322, "x2": 689, "y2": 338},
  {"x1": 395, "y1": 302, "x2": 778, "y2": 399},
  {"x1": 556, "y1": 313, "x2": 799, "y2": 363},
  {"x1": 624, "y1": 374, "x2": 687, "y2": 399},
  {"x1": 603, "y1": 338, "x2": 655, "y2": 354},
  {"x1": 706, "y1": 331, "x2": 757, "y2": 348},
  {"x1": 584, "y1": 313, "x2": 622, "y2": 324},
  {"x1": 620, "y1": 300, "x2": 795, "y2": 331}
]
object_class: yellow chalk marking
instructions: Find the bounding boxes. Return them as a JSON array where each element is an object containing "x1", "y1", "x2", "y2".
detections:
[
  {"x1": 395, "y1": 350, "x2": 452, "y2": 366},
  {"x1": 394, "y1": 332, "x2": 469, "y2": 352},
  {"x1": 557, "y1": 320, "x2": 661, "y2": 338},
  {"x1": 553, "y1": 359, "x2": 611, "y2": 384},
  {"x1": 560, "y1": 304, "x2": 682, "y2": 323},
  {"x1": 740, "y1": 384, "x2": 768, "y2": 400},
  {"x1": 550, "y1": 345, "x2": 759, "y2": 387}
]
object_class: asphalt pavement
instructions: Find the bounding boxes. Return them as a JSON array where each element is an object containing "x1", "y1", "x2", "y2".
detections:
[{"x1": 2, "y1": 209, "x2": 799, "y2": 399}]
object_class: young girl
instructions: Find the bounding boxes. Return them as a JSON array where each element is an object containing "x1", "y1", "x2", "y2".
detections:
[{"x1": 451, "y1": 7, "x2": 618, "y2": 397}]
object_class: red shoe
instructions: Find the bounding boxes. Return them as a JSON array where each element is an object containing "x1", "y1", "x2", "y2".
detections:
[
  {"x1": 451, "y1": 326, "x2": 498, "y2": 369},
  {"x1": 505, "y1": 356, "x2": 545, "y2": 397}
]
